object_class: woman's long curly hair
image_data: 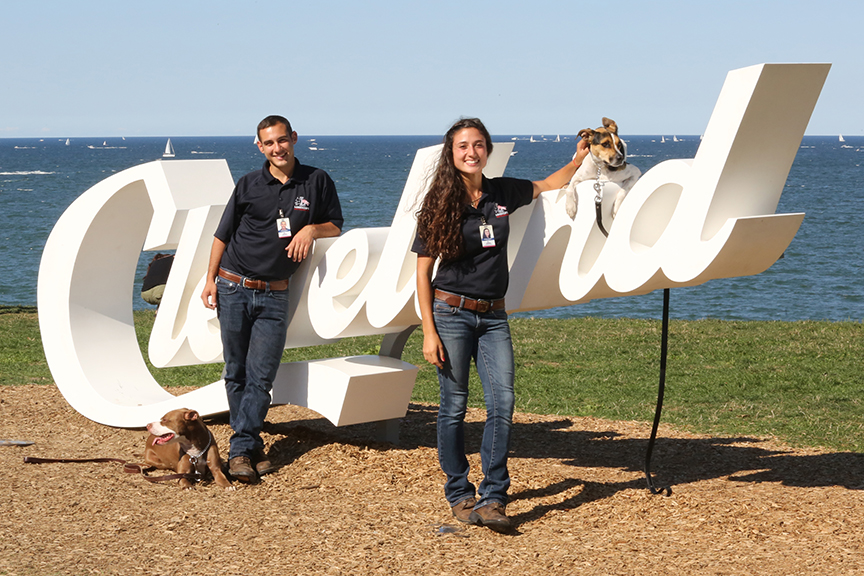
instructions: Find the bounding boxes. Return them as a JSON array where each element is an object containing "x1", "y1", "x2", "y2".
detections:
[{"x1": 416, "y1": 118, "x2": 493, "y2": 261}]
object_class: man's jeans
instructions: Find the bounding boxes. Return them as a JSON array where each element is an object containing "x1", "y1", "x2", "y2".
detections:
[
  {"x1": 216, "y1": 275, "x2": 290, "y2": 460},
  {"x1": 433, "y1": 298, "x2": 515, "y2": 509}
]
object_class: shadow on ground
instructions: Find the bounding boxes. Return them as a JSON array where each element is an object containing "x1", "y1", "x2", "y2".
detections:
[{"x1": 258, "y1": 401, "x2": 864, "y2": 518}]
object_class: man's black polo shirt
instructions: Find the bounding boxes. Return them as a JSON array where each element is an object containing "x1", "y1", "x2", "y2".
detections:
[
  {"x1": 215, "y1": 160, "x2": 343, "y2": 281},
  {"x1": 412, "y1": 176, "x2": 533, "y2": 301}
]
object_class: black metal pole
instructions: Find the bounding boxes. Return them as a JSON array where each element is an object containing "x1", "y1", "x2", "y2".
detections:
[{"x1": 645, "y1": 288, "x2": 672, "y2": 496}]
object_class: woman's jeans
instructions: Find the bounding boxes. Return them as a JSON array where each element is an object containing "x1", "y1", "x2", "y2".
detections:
[
  {"x1": 433, "y1": 298, "x2": 515, "y2": 509},
  {"x1": 216, "y1": 275, "x2": 290, "y2": 460}
]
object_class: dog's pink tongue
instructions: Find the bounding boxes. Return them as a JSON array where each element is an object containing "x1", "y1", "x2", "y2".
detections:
[{"x1": 156, "y1": 433, "x2": 174, "y2": 445}]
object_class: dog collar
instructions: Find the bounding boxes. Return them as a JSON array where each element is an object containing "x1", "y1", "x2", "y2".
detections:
[{"x1": 185, "y1": 430, "x2": 213, "y2": 479}]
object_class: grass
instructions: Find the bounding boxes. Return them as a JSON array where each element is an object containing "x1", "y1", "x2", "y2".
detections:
[{"x1": 2, "y1": 305, "x2": 862, "y2": 452}]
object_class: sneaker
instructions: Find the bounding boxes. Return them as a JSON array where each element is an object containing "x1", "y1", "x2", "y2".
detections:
[
  {"x1": 253, "y1": 448, "x2": 277, "y2": 476},
  {"x1": 468, "y1": 502, "x2": 511, "y2": 533},
  {"x1": 450, "y1": 497, "x2": 477, "y2": 524},
  {"x1": 228, "y1": 456, "x2": 257, "y2": 483}
]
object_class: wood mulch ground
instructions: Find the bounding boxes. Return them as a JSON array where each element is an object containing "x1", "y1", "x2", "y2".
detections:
[{"x1": 2, "y1": 384, "x2": 863, "y2": 575}]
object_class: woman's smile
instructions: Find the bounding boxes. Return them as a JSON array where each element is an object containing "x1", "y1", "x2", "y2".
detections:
[{"x1": 452, "y1": 128, "x2": 488, "y2": 176}]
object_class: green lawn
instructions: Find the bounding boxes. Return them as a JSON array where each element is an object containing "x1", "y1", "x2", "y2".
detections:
[{"x1": 3, "y1": 306, "x2": 862, "y2": 452}]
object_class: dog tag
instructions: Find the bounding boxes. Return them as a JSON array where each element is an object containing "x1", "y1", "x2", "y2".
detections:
[
  {"x1": 276, "y1": 217, "x2": 292, "y2": 238},
  {"x1": 480, "y1": 224, "x2": 495, "y2": 248}
]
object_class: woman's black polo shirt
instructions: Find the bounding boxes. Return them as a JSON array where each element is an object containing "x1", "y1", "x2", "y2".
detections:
[
  {"x1": 215, "y1": 160, "x2": 343, "y2": 281},
  {"x1": 412, "y1": 176, "x2": 533, "y2": 301}
]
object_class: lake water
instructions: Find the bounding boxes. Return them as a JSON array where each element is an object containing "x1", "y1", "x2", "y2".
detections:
[{"x1": 1, "y1": 134, "x2": 861, "y2": 322}]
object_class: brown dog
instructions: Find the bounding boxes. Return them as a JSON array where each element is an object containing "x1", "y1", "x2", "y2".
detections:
[
  {"x1": 144, "y1": 408, "x2": 233, "y2": 490},
  {"x1": 564, "y1": 117, "x2": 641, "y2": 220}
]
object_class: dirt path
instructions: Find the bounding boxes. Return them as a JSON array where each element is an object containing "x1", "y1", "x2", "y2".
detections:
[{"x1": 2, "y1": 385, "x2": 862, "y2": 575}]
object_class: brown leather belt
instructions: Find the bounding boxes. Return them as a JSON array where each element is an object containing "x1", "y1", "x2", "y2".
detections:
[
  {"x1": 219, "y1": 268, "x2": 289, "y2": 291},
  {"x1": 434, "y1": 289, "x2": 505, "y2": 313}
]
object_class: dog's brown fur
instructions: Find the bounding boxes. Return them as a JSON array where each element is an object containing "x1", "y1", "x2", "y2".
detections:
[
  {"x1": 564, "y1": 117, "x2": 641, "y2": 220},
  {"x1": 144, "y1": 408, "x2": 233, "y2": 490},
  {"x1": 579, "y1": 117, "x2": 627, "y2": 168}
]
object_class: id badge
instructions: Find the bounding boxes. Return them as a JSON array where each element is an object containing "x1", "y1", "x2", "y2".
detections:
[
  {"x1": 480, "y1": 224, "x2": 495, "y2": 248},
  {"x1": 277, "y1": 217, "x2": 292, "y2": 238}
]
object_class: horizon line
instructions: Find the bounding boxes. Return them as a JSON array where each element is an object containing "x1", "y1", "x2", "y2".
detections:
[{"x1": 0, "y1": 132, "x2": 854, "y2": 140}]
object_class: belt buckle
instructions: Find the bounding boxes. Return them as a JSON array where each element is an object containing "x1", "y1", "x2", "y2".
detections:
[
  {"x1": 242, "y1": 277, "x2": 258, "y2": 290},
  {"x1": 476, "y1": 300, "x2": 491, "y2": 313}
]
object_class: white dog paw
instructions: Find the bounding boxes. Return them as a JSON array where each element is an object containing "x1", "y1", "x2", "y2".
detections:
[
  {"x1": 565, "y1": 196, "x2": 578, "y2": 219},
  {"x1": 611, "y1": 193, "x2": 627, "y2": 219}
]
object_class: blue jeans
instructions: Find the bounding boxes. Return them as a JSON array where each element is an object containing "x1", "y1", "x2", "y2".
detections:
[
  {"x1": 216, "y1": 274, "x2": 290, "y2": 460},
  {"x1": 433, "y1": 298, "x2": 515, "y2": 509}
]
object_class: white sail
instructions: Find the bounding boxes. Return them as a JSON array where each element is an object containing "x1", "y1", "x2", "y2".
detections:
[
  {"x1": 163, "y1": 139, "x2": 175, "y2": 158},
  {"x1": 839, "y1": 134, "x2": 845, "y2": 142},
  {"x1": 660, "y1": 136, "x2": 665, "y2": 143},
  {"x1": 65, "y1": 139, "x2": 70, "y2": 146}
]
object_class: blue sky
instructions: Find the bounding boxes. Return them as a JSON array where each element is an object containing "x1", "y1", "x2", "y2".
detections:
[{"x1": 2, "y1": 0, "x2": 861, "y2": 138}]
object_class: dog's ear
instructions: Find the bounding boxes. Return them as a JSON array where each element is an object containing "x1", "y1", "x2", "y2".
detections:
[
  {"x1": 184, "y1": 410, "x2": 200, "y2": 421},
  {"x1": 602, "y1": 117, "x2": 618, "y2": 134},
  {"x1": 578, "y1": 128, "x2": 594, "y2": 142}
]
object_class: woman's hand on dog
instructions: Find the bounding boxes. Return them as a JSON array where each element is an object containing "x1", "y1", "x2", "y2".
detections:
[
  {"x1": 573, "y1": 138, "x2": 590, "y2": 166},
  {"x1": 531, "y1": 139, "x2": 591, "y2": 198}
]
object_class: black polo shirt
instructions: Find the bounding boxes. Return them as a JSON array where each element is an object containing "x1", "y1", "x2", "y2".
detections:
[
  {"x1": 412, "y1": 176, "x2": 533, "y2": 300},
  {"x1": 215, "y1": 160, "x2": 343, "y2": 281}
]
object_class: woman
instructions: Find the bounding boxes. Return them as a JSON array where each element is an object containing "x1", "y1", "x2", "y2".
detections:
[{"x1": 412, "y1": 118, "x2": 588, "y2": 533}]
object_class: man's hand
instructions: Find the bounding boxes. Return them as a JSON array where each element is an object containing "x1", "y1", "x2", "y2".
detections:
[
  {"x1": 285, "y1": 226, "x2": 316, "y2": 262},
  {"x1": 201, "y1": 280, "x2": 218, "y2": 310}
]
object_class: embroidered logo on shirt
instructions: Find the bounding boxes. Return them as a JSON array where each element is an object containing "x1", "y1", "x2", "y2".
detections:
[
  {"x1": 294, "y1": 197, "x2": 310, "y2": 211},
  {"x1": 494, "y1": 204, "x2": 509, "y2": 218}
]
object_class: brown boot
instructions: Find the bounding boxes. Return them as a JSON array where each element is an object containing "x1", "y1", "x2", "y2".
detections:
[
  {"x1": 253, "y1": 448, "x2": 277, "y2": 476},
  {"x1": 450, "y1": 497, "x2": 477, "y2": 524},
  {"x1": 228, "y1": 456, "x2": 257, "y2": 483},
  {"x1": 468, "y1": 502, "x2": 511, "y2": 533}
]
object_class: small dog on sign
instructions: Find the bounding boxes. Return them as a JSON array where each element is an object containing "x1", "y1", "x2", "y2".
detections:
[
  {"x1": 564, "y1": 117, "x2": 641, "y2": 222},
  {"x1": 144, "y1": 408, "x2": 234, "y2": 491}
]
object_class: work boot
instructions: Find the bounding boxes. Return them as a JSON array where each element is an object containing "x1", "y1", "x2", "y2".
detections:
[
  {"x1": 450, "y1": 497, "x2": 477, "y2": 524},
  {"x1": 228, "y1": 456, "x2": 257, "y2": 483},
  {"x1": 253, "y1": 448, "x2": 277, "y2": 476},
  {"x1": 469, "y1": 502, "x2": 511, "y2": 533}
]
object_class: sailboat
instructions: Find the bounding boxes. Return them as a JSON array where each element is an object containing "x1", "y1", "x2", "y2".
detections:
[
  {"x1": 65, "y1": 138, "x2": 70, "y2": 146},
  {"x1": 839, "y1": 134, "x2": 846, "y2": 143},
  {"x1": 660, "y1": 136, "x2": 666, "y2": 143},
  {"x1": 554, "y1": 134, "x2": 561, "y2": 142},
  {"x1": 163, "y1": 139, "x2": 175, "y2": 158},
  {"x1": 673, "y1": 135, "x2": 679, "y2": 142}
]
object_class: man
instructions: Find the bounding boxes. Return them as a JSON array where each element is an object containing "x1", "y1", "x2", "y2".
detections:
[{"x1": 201, "y1": 115, "x2": 343, "y2": 482}]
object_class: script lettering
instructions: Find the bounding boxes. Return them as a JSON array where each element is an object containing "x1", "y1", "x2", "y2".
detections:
[{"x1": 38, "y1": 63, "x2": 830, "y2": 428}]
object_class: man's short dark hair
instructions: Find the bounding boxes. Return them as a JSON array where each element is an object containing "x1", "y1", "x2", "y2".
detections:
[{"x1": 257, "y1": 115, "x2": 293, "y2": 140}]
